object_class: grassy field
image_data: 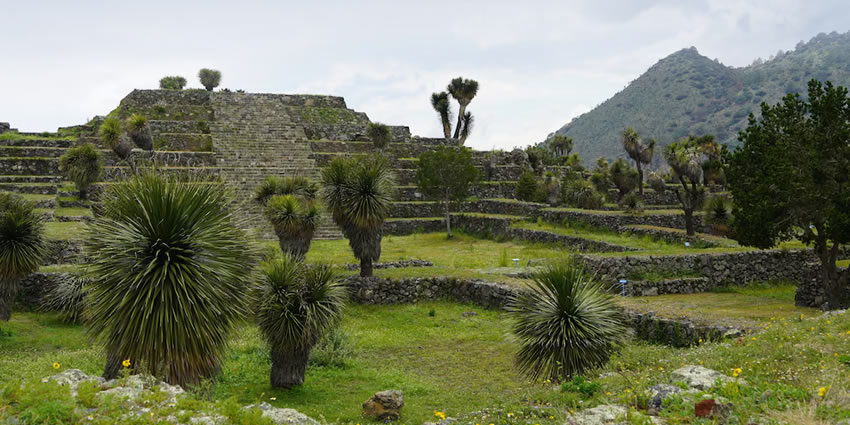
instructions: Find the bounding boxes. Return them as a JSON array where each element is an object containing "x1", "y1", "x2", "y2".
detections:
[
  {"x1": 2, "y1": 300, "x2": 848, "y2": 424},
  {"x1": 618, "y1": 284, "x2": 818, "y2": 328}
]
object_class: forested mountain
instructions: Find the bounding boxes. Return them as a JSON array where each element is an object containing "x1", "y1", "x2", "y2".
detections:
[{"x1": 549, "y1": 31, "x2": 850, "y2": 162}]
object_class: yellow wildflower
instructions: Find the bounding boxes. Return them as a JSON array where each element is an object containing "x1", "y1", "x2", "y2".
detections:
[
  {"x1": 434, "y1": 411, "x2": 446, "y2": 420},
  {"x1": 818, "y1": 386, "x2": 827, "y2": 397},
  {"x1": 732, "y1": 368, "x2": 742, "y2": 377},
  {"x1": 122, "y1": 359, "x2": 131, "y2": 368},
  {"x1": 52, "y1": 362, "x2": 60, "y2": 369},
  {"x1": 270, "y1": 397, "x2": 276, "y2": 401}
]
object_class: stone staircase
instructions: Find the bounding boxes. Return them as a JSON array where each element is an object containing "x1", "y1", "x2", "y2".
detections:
[{"x1": 209, "y1": 93, "x2": 341, "y2": 240}]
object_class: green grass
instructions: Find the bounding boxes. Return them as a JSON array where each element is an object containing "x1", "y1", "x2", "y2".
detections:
[
  {"x1": 513, "y1": 220, "x2": 682, "y2": 252},
  {"x1": 543, "y1": 207, "x2": 695, "y2": 216},
  {"x1": 0, "y1": 131, "x2": 76, "y2": 141},
  {"x1": 53, "y1": 207, "x2": 93, "y2": 218},
  {"x1": 2, "y1": 301, "x2": 849, "y2": 423},
  {"x1": 617, "y1": 284, "x2": 817, "y2": 328},
  {"x1": 44, "y1": 221, "x2": 86, "y2": 241},
  {"x1": 839, "y1": 259, "x2": 849, "y2": 268}
]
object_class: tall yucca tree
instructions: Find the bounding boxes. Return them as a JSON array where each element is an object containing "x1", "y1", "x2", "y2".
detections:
[
  {"x1": 256, "y1": 255, "x2": 347, "y2": 388},
  {"x1": 85, "y1": 172, "x2": 258, "y2": 385},
  {"x1": 430, "y1": 92, "x2": 453, "y2": 139},
  {"x1": 459, "y1": 111, "x2": 474, "y2": 146},
  {"x1": 508, "y1": 260, "x2": 628, "y2": 382},
  {"x1": 321, "y1": 155, "x2": 394, "y2": 277},
  {"x1": 621, "y1": 127, "x2": 656, "y2": 197},
  {"x1": 0, "y1": 193, "x2": 47, "y2": 322},
  {"x1": 447, "y1": 77, "x2": 479, "y2": 139},
  {"x1": 58, "y1": 143, "x2": 103, "y2": 200},
  {"x1": 664, "y1": 136, "x2": 707, "y2": 236}
]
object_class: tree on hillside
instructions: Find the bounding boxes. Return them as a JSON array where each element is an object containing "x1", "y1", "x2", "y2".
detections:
[
  {"x1": 430, "y1": 92, "x2": 453, "y2": 139},
  {"x1": 728, "y1": 80, "x2": 850, "y2": 309},
  {"x1": 447, "y1": 77, "x2": 479, "y2": 139},
  {"x1": 549, "y1": 135, "x2": 574, "y2": 159},
  {"x1": 621, "y1": 127, "x2": 656, "y2": 197},
  {"x1": 321, "y1": 155, "x2": 394, "y2": 277},
  {"x1": 417, "y1": 146, "x2": 480, "y2": 239},
  {"x1": 58, "y1": 143, "x2": 103, "y2": 201},
  {"x1": 159, "y1": 76, "x2": 187, "y2": 90},
  {"x1": 664, "y1": 135, "x2": 712, "y2": 236},
  {"x1": 609, "y1": 158, "x2": 638, "y2": 202},
  {"x1": 198, "y1": 68, "x2": 221, "y2": 91}
]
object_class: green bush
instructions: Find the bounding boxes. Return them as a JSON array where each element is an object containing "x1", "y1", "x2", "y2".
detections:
[
  {"x1": 703, "y1": 195, "x2": 733, "y2": 225},
  {"x1": 560, "y1": 375, "x2": 601, "y2": 396},
  {"x1": 507, "y1": 260, "x2": 628, "y2": 382},
  {"x1": 198, "y1": 68, "x2": 222, "y2": 91},
  {"x1": 560, "y1": 179, "x2": 604, "y2": 209},
  {"x1": 264, "y1": 195, "x2": 320, "y2": 261},
  {"x1": 366, "y1": 122, "x2": 392, "y2": 149},
  {"x1": 254, "y1": 176, "x2": 317, "y2": 205},
  {"x1": 647, "y1": 172, "x2": 667, "y2": 194},
  {"x1": 0, "y1": 193, "x2": 47, "y2": 322},
  {"x1": 515, "y1": 170, "x2": 539, "y2": 202},
  {"x1": 85, "y1": 172, "x2": 258, "y2": 386},
  {"x1": 126, "y1": 113, "x2": 153, "y2": 151},
  {"x1": 619, "y1": 192, "x2": 644, "y2": 214},
  {"x1": 309, "y1": 327, "x2": 354, "y2": 368},
  {"x1": 159, "y1": 76, "x2": 187, "y2": 90},
  {"x1": 58, "y1": 143, "x2": 103, "y2": 200}
]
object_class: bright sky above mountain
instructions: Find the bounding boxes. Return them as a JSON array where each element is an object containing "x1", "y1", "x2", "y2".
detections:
[{"x1": 1, "y1": 0, "x2": 848, "y2": 150}]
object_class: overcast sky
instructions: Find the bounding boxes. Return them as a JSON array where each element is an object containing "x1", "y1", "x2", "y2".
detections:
[{"x1": 2, "y1": 0, "x2": 848, "y2": 150}]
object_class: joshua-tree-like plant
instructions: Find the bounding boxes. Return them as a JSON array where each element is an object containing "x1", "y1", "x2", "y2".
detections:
[
  {"x1": 198, "y1": 68, "x2": 222, "y2": 91},
  {"x1": 549, "y1": 135, "x2": 574, "y2": 159},
  {"x1": 98, "y1": 117, "x2": 132, "y2": 162},
  {"x1": 159, "y1": 76, "x2": 187, "y2": 90},
  {"x1": 430, "y1": 92, "x2": 453, "y2": 139},
  {"x1": 0, "y1": 193, "x2": 47, "y2": 322},
  {"x1": 647, "y1": 171, "x2": 667, "y2": 195},
  {"x1": 459, "y1": 111, "x2": 474, "y2": 145},
  {"x1": 256, "y1": 255, "x2": 347, "y2": 388},
  {"x1": 621, "y1": 128, "x2": 656, "y2": 197},
  {"x1": 703, "y1": 195, "x2": 733, "y2": 236},
  {"x1": 264, "y1": 195, "x2": 320, "y2": 261},
  {"x1": 664, "y1": 136, "x2": 710, "y2": 236},
  {"x1": 126, "y1": 114, "x2": 153, "y2": 151},
  {"x1": 560, "y1": 179, "x2": 605, "y2": 210},
  {"x1": 609, "y1": 158, "x2": 638, "y2": 202},
  {"x1": 507, "y1": 260, "x2": 628, "y2": 382},
  {"x1": 447, "y1": 77, "x2": 479, "y2": 139},
  {"x1": 40, "y1": 275, "x2": 87, "y2": 324},
  {"x1": 58, "y1": 143, "x2": 103, "y2": 200},
  {"x1": 85, "y1": 172, "x2": 257, "y2": 385},
  {"x1": 321, "y1": 155, "x2": 394, "y2": 277},
  {"x1": 365, "y1": 122, "x2": 392, "y2": 150}
]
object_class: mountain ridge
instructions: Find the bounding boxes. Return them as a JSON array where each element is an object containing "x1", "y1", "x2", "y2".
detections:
[{"x1": 550, "y1": 30, "x2": 850, "y2": 162}]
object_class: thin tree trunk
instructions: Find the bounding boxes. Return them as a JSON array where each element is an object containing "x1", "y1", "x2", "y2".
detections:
[
  {"x1": 360, "y1": 258, "x2": 373, "y2": 277},
  {"x1": 636, "y1": 164, "x2": 644, "y2": 197},
  {"x1": 0, "y1": 279, "x2": 19, "y2": 322},
  {"x1": 0, "y1": 294, "x2": 10, "y2": 322},
  {"x1": 103, "y1": 349, "x2": 124, "y2": 380},
  {"x1": 270, "y1": 346, "x2": 311, "y2": 388},
  {"x1": 442, "y1": 117, "x2": 452, "y2": 140},
  {"x1": 444, "y1": 196, "x2": 452, "y2": 239},
  {"x1": 684, "y1": 208, "x2": 695, "y2": 236},
  {"x1": 453, "y1": 104, "x2": 467, "y2": 139}
]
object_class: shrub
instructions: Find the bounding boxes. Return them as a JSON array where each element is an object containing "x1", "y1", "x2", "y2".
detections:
[
  {"x1": 560, "y1": 179, "x2": 604, "y2": 209},
  {"x1": 58, "y1": 143, "x2": 103, "y2": 200},
  {"x1": 0, "y1": 193, "x2": 47, "y2": 321},
  {"x1": 85, "y1": 172, "x2": 258, "y2": 385},
  {"x1": 647, "y1": 172, "x2": 667, "y2": 194},
  {"x1": 126, "y1": 113, "x2": 153, "y2": 151},
  {"x1": 159, "y1": 76, "x2": 187, "y2": 90},
  {"x1": 703, "y1": 195, "x2": 733, "y2": 225},
  {"x1": 254, "y1": 176, "x2": 317, "y2": 205},
  {"x1": 619, "y1": 192, "x2": 644, "y2": 214},
  {"x1": 264, "y1": 195, "x2": 320, "y2": 260},
  {"x1": 198, "y1": 68, "x2": 222, "y2": 91},
  {"x1": 39, "y1": 274, "x2": 87, "y2": 324},
  {"x1": 97, "y1": 117, "x2": 122, "y2": 149},
  {"x1": 309, "y1": 327, "x2": 354, "y2": 368},
  {"x1": 256, "y1": 255, "x2": 347, "y2": 387},
  {"x1": 507, "y1": 260, "x2": 628, "y2": 382},
  {"x1": 365, "y1": 122, "x2": 392, "y2": 150},
  {"x1": 560, "y1": 376, "x2": 601, "y2": 397},
  {"x1": 515, "y1": 171, "x2": 539, "y2": 202}
]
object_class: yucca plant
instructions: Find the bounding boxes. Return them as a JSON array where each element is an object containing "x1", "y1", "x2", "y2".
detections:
[
  {"x1": 507, "y1": 260, "x2": 628, "y2": 382},
  {"x1": 40, "y1": 274, "x2": 87, "y2": 324},
  {"x1": 265, "y1": 195, "x2": 320, "y2": 261},
  {"x1": 58, "y1": 143, "x2": 103, "y2": 200},
  {"x1": 647, "y1": 172, "x2": 667, "y2": 194},
  {"x1": 0, "y1": 193, "x2": 47, "y2": 322},
  {"x1": 703, "y1": 195, "x2": 734, "y2": 236},
  {"x1": 560, "y1": 179, "x2": 604, "y2": 210},
  {"x1": 366, "y1": 122, "x2": 392, "y2": 150},
  {"x1": 85, "y1": 172, "x2": 258, "y2": 385},
  {"x1": 321, "y1": 155, "x2": 394, "y2": 277},
  {"x1": 126, "y1": 113, "x2": 153, "y2": 151},
  {"x1": 254, "y1": 176, "x2": 317, "y2": 205},
  {"x1": 98, "y1": 117, "x2": 133, "y2": 162},
  {"x1": 256, "y1": 255, "x2": 347, "y2": 388}
]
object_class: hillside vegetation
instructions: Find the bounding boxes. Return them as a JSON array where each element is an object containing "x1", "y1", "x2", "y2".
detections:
[{"x1": 551, "y1": 31, "x2": 850, "y2": 162}]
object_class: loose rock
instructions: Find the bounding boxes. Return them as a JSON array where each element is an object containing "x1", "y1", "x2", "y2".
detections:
[
  {"x1": 671, "y1": 365, "x2": 740, "y2": 390},
  {"x1": 362, "y1": 389, "x2": 404, "y2": 420}
]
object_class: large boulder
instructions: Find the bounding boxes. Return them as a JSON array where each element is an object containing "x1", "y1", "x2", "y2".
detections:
[
  {"x1": 44, "y1": 369, "x2": 105, "y2": 396},
  {"x1": 362, "y1": 389, "x2": 404, "y2": 420},
  {"x1": 646, "y1": 384, "x2": 686, "y2": 415},
  {"x1": 670, "y1": 365, "x2": 740, "y2": 390}
]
